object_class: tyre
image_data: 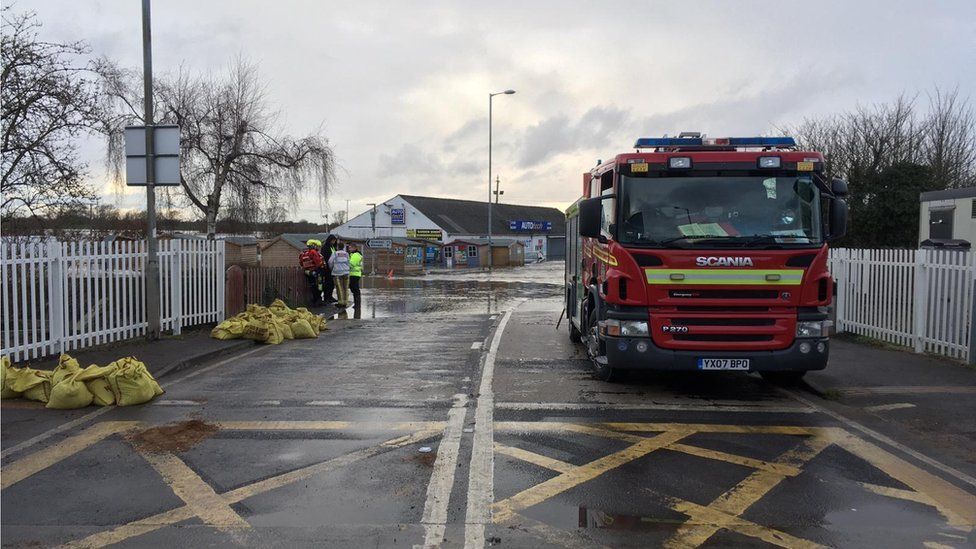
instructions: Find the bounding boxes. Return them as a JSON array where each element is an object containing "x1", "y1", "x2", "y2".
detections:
[
  {"x1": 584, "y1": 303, "x2": 619, "y2": 382},
  {"x1": 760, "y1": 371, "x2": 806, "y2": 385},
  {"x1": 569, "y1": 322, "x2": 582, "y2": 343}
]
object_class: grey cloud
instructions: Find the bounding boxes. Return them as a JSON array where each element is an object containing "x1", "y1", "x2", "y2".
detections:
[{"x1": 518, "y1": 106, "x2": 631, "y2": 168}]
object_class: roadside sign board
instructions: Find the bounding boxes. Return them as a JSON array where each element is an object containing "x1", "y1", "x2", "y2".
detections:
[
  {"x1": 508, "y1": 220, "x2": 552, "y2": 231},
  {"x1": 390, "y1": 208, "x2": 405, "y2": 224},
  {"x1": 124, "y1": 125, "x2": 181, "y2": 186},
  {"x1": 406, "y1": 228, "x2": 443, "y2": 241},
  {"x1": 366, "y1": 238, "x2": 393, "y2": 249}
]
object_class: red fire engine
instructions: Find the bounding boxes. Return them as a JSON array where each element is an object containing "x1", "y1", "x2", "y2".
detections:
[{"x1": 565, "y1": 133, "x2": 849, "y2": 382}]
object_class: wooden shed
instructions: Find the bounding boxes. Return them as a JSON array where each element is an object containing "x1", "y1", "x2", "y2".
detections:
[
  {"x1": 223, "y1": 236, "x2": 259, "y2": 266},
  {"x1": 441, "y1": 238, "x2": 524, "y2": 268},
  {"x1": 260, "y1": 233, "x2": 333, "y2": 267}
]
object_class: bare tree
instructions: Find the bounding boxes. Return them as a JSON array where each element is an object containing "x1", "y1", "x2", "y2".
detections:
[
  {"x1": 788, "y1": 90, "x2": 976, "y2": 247},
  {"x1": 1, "y1": 7, "x2": 103, "y2": 217},
  {"x1": 102, "y1": 58, "x2": 337, "y2": 237}
]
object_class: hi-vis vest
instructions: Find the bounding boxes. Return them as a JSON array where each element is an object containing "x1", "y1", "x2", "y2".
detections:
[{"x1": 349, "y1": 252, "x2": 363, "y2": 277}]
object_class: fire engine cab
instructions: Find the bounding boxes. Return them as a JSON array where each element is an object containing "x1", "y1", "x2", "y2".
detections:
[{"x1": 565, "y1": 133, "x2": 849, "y2": 382}]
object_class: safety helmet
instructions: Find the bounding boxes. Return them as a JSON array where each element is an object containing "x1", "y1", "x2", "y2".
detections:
[{"x1": 306, "y1": 239, "x2": 322, "y2": 247}]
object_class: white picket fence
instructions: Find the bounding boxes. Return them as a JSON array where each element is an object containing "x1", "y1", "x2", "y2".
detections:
[
  {"x1": 830, "y1": 248, "x2": 976, "y2": 361},
  {"x1": 1, "y1": 239, "x2": 225, "y2": 362}
]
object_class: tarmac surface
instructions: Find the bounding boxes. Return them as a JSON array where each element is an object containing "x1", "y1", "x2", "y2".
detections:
[{"x1": 2, "y1": 262, "x2": 975, "y2": 548}]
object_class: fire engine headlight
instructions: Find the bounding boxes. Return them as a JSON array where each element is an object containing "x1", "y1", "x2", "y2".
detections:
[
  {"x1": 601, "y1": 320, "x2": 649, "y2": 337},
  {"x1": 758, "y1": 156, "x2": 781, "y2": 169},
  {"x1": 796, "y1": 320, "x2": 831, "y2": 338},
  {"x1": 620, "y1": 320, "x2": 649, "y2": 337}
]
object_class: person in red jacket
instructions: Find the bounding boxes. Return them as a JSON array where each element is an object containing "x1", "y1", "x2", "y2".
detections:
[{"x1": 299, "y1": 239, "x2": 325, "y2": 305}]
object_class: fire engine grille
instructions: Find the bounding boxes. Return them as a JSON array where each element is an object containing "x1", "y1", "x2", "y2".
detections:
[
  {"x1": 673, "y1": 334, "x2": 775, "y2": 342},
  {"x1": 676, "y1": 306, "x2": 770, "y2": 313},
  {"x1": 672, "y1": 318, "x2": 775, "y2": 327},
  {"x1": 669, "y1": 289, "x2": 780, "y2": 299}
]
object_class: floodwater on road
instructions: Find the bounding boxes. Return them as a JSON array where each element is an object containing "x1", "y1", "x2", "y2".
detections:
[{"x1": 354, "y1": 261, "x2": 563, "y2": 318}]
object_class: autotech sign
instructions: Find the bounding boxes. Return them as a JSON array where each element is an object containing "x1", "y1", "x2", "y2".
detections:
[{"x1": 509, "y1": 220, "x2": 552, "y2": 231}]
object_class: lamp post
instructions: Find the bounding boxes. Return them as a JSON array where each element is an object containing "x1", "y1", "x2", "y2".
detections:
[
  {"x1": 494, "y1": 175, "x2": 504, "y2": 204},
  {"x1": 488, "y1": 89, "x2": 515, "y2": 270}
]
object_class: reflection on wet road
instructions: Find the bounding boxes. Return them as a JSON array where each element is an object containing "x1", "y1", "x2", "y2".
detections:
[{"x1": 356, "y1": 263, "x2": 562, "y2": 318}]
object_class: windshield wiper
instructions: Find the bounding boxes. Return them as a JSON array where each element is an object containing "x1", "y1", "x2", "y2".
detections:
[{"x1": 654, "y1": 235, "x2": 736, "y2": 246}]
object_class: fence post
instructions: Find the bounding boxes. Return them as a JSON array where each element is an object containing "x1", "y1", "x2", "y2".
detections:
[
  {"x1": 217, "y1": 240, "x2": 225, "y2": 320},
  {"x1": 47, "y1": 241, "x2": 66, "y2": 355},
  {"x1": 913, "y1": 248, "x2": 929, "y2": 353},
  {"x1": 833, "y1": 248, "x2": 846, "y2": 333},
  {"x1": 171, "y1": 239, "x2": 183, "y2": 335}
]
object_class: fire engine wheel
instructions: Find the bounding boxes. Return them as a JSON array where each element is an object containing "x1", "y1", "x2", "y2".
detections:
[
  {"x1": 759, "y1": 371, "x2": 807, "y2": 385},
  {"x1": 569, "y1": 322, "x2": 582, "y2": 343},
  {"x1": 584, "y1": 313, "x2": 619, "y2": 382}
]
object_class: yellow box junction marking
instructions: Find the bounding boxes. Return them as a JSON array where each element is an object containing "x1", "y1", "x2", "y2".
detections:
[
  {"x1": 0, "y1": 420, "x2": 444, "y2": 549},
  {"x1": 492, "y1": 422, "x2": 976, "y2": 548},
  {"x1": 1, "y1": 421, "x2": 142, "y2": 490},
  {"x1": 138, "y1": 450, "x2": 250, "y2": 531}
]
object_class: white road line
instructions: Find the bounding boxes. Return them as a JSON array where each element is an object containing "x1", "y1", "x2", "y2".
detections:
[
  {"x1": 464, "y1": 308, "x2": 515, "y2": 549},
  {"x1": 471, "y1": 342, "x2": 482, "y2": 350},
  {"x1": 0, "y1": 345, "x2": 269, "y2": 460},
  {"x1": 154, "y1": 399, "x2": 204, "y2": 406},
  {"x1": 255, "y1": 400, "x2": 281, "y2": 406},
  {"x1": 864, "y1": 402, "x2": 917, "y2": 413},
  {"x1": 781, "y1": 388, "x2": 976, "y2": 489},
  {"x1": 418, "y1": 393, "x2": 469, "y2": 549},
  {"x1": 307, "y1": 400, "x2": 345, "y2": 406},
  {"x1": 495, "y1": 402, "x2": 815, "y2": 414}
]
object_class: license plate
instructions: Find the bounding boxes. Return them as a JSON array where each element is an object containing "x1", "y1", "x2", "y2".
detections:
[{"x1": 697, "y1": 358, "x2": 750, "y2": 371}]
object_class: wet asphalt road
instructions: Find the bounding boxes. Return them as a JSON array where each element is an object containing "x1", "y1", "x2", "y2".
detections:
[{"x1": 2, "y1": 263, "x2": 975, "y2": 548}]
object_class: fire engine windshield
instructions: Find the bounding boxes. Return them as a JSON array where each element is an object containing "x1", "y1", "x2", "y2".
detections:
[{"x1": 618, "y1": 175, "x2": 822, "y2": 247}]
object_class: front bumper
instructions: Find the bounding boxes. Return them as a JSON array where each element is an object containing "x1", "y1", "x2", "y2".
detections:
[{"x1": 604, "y1": 335, "x2": 829, "y2": 372}]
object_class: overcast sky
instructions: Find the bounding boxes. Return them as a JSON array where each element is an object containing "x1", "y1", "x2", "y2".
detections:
[{"x1": 21, "y1": 0, "x2": 976, "y2": 221}]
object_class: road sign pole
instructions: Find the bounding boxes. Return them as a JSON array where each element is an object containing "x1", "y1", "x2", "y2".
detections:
[{"x1": 142, "y1": 0, "x2": 161, "y2": 340}]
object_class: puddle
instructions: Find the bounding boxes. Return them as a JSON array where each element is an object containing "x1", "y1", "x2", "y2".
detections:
[{"x1": 129, "y1": 419, "x2": 218, "y2": 453}]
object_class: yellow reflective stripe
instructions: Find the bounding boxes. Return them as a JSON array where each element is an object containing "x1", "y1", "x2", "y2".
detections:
[
  {"x1": 645, "y1": 268, "x2": 804, "y2": 286},
  {"x1": 588, "y1": 245, "x2": 618, "y2": 266}
]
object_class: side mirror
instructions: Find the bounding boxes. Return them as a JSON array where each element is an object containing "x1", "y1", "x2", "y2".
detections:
[
  {"x1": 831, "y1": 178, "x2": 849, "y2": 197},
  {"x1": 579, "y1": 197, "x2": 603, "y2": 238},
  {"x1": 827, "y1": 198, "x2": 849, "y2": 241}
]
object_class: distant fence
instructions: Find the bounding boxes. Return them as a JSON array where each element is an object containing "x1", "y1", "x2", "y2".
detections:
[
  {"x1": 225, "y1": 265, "x2": 311, "y2": 316},
  {"x1": 1, "y1": 239, "x2": 224, "y2": 362},
  {"x1": 830, "y1": 248, "x2": 975, "y2": 361}
]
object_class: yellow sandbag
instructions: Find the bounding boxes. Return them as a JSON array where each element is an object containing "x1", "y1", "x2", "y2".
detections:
[
  {"x1": 86, "y1": 377, "x2": 116, "y2": 406},
  {"x1": 76, "y1": 364, "x2": 119, "y2": 406},
  {"x1": 242, "y1": 319, "x2": 270, "y2": 342},
  {"x1": 6, "y1": 365, "x2": 52, "y2": 403},
  {"x1": 2, "y1": 356, "x2": 22, "y2": 399},
  {"x1": 47, "y1": 372, "x2": 94, "y2": 409},
  {"x1": 106, "y1": 357, "x2": 163, "y2": 406},
  {"x1": 291, "y1": 319, "x2": 316, "y2": 339},
  {"x1": 264, "y1": 322, "x2": 284, "y2": 345},
  {"x1": 279, "y1": 321, "x2": 294, "y2": 340},
  {"x1": 52, "y1": 354, "x2": 82, "y2": 386}
]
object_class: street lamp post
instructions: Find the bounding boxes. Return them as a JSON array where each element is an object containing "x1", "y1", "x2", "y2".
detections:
[{"x1": 488, "y1": 89, "x2": 515, "y2": 270}]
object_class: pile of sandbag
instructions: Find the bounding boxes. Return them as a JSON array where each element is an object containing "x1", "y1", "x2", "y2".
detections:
[
  {"x1": 1, "y1": 354, "x2": 164, "y2": 409},
  {"x1": 210, "y1": 299, "x2": 327, "y2": 344}
]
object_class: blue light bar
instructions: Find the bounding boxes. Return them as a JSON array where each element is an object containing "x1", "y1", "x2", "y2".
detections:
[
  {"x1": 727, "y1": 137, "x2": 796, "y2": 147},
  {"x1": 633, "y1": 137, "x2": 703, "y2": 148},
  {"x1": 633, "y1": 136, "x2": 796, "y2": 149}
]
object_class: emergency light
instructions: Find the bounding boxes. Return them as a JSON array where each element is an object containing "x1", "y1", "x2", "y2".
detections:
[{"x1": 634, "y1": 136, "x2": 797, "y2": 149}]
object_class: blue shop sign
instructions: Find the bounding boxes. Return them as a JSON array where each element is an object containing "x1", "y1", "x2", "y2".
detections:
[
  {"x1": 509, "y1": 220, "x2": 552, "y2": 231},
  {"x1": 391, "y1": 208, "x2": 405, "y2": 224}
]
